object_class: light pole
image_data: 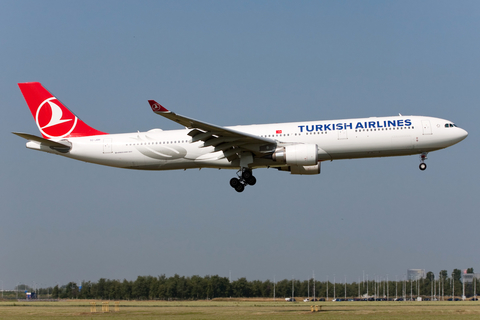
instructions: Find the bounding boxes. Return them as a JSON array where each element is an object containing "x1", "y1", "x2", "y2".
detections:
[
  {"x1": 442, "y1": 276, "x2": 444, "y2": 300},
  {"x1": 410, "y1": 279, "x2": 413, "y2": 301},
  {"x1": 333, "y1": 274, "x2": 336, "y2": 301},
  {"x1": 387, "y1": 275, "x2": 389, "y2": 301},
  {"x1": 437, "y1": 275, "x2": 440, "y2": 300},
  {"x1": 366, "y1": 274, "x2": 368, "y2": 298},
  {"x1": 417, "y1": 279, "x2": 419, "y2": 300},
  {"x1": 358, "y1": 277, "x2": 360, "y2": 299},
  {"x1": 395, "y1": 275, "x2": 398, "y2": 300},
  {"x1": 291, "y1": 276, "x2": 294, "y2": 301},
  {"x1": 430, "y1": 274, "x2": 435, "y2": 301},
  {"x1": 313, "y1": 271, "x2": 315, "y2": 302},
  {"x1": 439, "y1": 275, "x2": 441, "y2": 300},
  {"x1": 326, "y1": 276, "x2": 328, "y2": 301},
  {"x1": 383, "y1": 276, "x2": 385, "y2": 299}
]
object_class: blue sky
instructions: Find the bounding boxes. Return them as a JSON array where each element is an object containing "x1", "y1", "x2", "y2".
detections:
[{"x1": 1, "y1": 0, "x2": 479, "y2": 289}]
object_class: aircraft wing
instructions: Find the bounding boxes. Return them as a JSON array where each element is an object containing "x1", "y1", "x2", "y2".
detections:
[{"x1": 148, "y1": 100, "x2": 277, "y2": 161}]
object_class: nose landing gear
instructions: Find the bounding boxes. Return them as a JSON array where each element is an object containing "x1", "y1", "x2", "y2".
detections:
[
  {"x1": 229, "y1": 168, "x2": 256, "y2": 192},
  {"x1": 419, "y1": 153, "x2": 428, "y2": 171}
]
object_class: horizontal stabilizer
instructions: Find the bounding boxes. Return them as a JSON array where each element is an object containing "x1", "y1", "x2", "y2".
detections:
[{"x1": 12, "y1": 132, "x2": 72, "y2": 153}]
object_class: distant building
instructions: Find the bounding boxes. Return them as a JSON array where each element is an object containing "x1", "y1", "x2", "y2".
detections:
[
  {"x1": 407, "y1": 269, "x2": 425, "y2": 281},
  {"x1": 462, "y1": 273, "x2": 480, "y2": 283}
]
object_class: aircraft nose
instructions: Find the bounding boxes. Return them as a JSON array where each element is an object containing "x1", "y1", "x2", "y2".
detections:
[{"x1": 456, "y1": 128, "x2": 468, "y2": 142}]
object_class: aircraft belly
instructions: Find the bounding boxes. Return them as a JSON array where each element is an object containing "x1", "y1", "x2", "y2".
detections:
[
  {"x1": 323, "y1": 134, "x2": 415, "y2": 160},
  {"x1": 328, "y1": 148, "x2": 419, "y2": 160}
]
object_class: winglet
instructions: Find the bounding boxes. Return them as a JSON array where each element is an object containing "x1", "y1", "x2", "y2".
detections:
[{"x1": 148, "y1": 100, "x2": 170, "y2": 113}]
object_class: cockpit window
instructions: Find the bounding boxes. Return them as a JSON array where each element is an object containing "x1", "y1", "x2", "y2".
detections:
[{"x1": 445, "y1": 123, "x2": 457, "y2": 128}]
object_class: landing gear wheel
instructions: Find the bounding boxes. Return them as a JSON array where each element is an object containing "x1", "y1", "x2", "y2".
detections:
[
  {"x1": 231, "y1": 168, "x2": 256, "y2": 192},
  {"x1": 246, "y1": 176, "x2": 257, "y2": 186},
  {"x1": 230, "y1": 178, "x2": 241, "y2": 188},
  {"x1": 242, "y1": 170, "x2": 252, "y2": 180},
  {"x1": 419, "y1": 153, "x2": 428, "y2": 171},
  {"x1": 235, "y1": 183, "x2": 245, "y2": 193}
]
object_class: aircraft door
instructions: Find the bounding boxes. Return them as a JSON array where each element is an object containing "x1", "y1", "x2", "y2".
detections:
[
  {"x1": 103, "y1": 138, "x2": 113, "y2": 153},
  {"x1": 338, "y1": 130, "x2": 348, "y2": 140},
  {"x1": 421, "y1": 120, "x2": 432, "y2": 135}
]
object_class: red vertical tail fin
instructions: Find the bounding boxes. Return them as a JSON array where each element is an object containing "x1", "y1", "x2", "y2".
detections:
[{"x1": 18, "y1": 82, "x2": 107, "y2": 139}]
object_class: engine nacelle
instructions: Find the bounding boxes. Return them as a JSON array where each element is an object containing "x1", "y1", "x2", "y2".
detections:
[
  {"x1": 278, "y1": 163, "x2": 321, "y2": 175},
  {"x1": 272, "y1": 144, "x2": 318, "y2": 166}
]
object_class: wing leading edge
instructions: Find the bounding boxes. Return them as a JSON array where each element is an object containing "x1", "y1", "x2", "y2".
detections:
[{"x1": 148, "y1": 100, "x2": 277, "y2": 161}]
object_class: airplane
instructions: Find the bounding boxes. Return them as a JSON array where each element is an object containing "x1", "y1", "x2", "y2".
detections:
[{"x1": 14, "y1": 82, "x2": 468, "y2": 192}]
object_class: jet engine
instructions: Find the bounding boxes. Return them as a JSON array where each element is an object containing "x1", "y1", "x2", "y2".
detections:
[{"x1": 271, "y1": 144, "x2": 318, "y2": 166}]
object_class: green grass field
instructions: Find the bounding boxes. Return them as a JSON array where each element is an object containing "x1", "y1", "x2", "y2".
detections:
[{"x1": 0, "y1": 300, "x2": 479, "y2": 319}]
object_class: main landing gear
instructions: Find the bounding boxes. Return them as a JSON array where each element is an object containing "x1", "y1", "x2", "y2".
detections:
[
  {"x1": 229, "y1": 168, "x2": 256, "y2": 193},
  {"x1": 419, "y1": 152, "x2": 428, "y2": 171}
]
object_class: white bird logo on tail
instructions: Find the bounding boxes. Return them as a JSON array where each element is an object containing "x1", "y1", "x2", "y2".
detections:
[{"x1": 41, "y1": 100, "x2": 73, "y2": 129}]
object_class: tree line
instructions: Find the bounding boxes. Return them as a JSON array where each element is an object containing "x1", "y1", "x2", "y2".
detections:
[{"x1": 12, "y1": 268, "x2": 478, "y2": 300}]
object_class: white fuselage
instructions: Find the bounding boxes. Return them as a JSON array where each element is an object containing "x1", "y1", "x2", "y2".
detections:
[{"x1": 28, "y1": 115, "x2": 467, "y2": 171}]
